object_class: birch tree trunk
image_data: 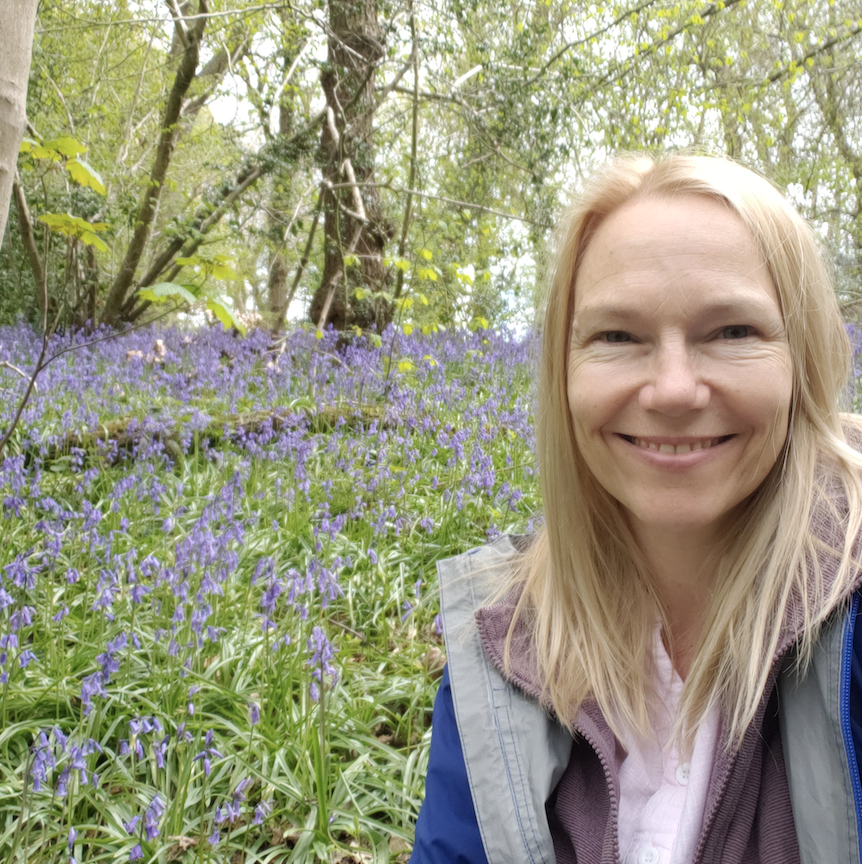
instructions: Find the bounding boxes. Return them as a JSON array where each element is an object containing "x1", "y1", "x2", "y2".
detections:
[{"x1": 0, "y1": 0, "x2": 38, "y2": 252}]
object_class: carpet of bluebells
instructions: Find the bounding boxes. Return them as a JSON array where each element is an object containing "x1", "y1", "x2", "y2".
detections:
[{"x1": 0, "y1": 321, "x2": 539, "y2": 863}]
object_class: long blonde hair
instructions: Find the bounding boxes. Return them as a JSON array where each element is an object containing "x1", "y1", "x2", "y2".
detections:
[{"x1": 509, "y1": 153, "x2": 862, "y2": 747}]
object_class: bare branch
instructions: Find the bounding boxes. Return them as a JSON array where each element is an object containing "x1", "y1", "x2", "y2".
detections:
[
  {"x1": 12, "y1": 178, "x2": 47, "y2": 323},
  {"x1": 0, "y1": 362, "x2": 35, "y2": 390}
]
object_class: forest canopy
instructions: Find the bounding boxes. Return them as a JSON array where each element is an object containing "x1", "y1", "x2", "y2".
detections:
[{"x1": 2, "y1": 0, "x2": 862, "y2": 334}]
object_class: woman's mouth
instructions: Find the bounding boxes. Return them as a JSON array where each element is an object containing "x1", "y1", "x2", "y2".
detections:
[{"x1": 619, "y1": 435, "x2": 734, "y2": 454}]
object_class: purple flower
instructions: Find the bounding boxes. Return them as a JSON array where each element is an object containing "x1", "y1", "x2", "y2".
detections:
[
  {"x1": 193, "y1": 728, "x2": 222, "y2": 776},
  {"x1": 143, "y1": 793, "x2": 165, "y2": 840},
  {"x1": 129, "y1": 844, "x2": 143, "y2": 862},
  {"x1": 253, "y1": 799, "x2": 272, "y2": 825}
]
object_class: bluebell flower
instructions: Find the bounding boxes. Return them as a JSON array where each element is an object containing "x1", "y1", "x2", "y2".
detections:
[{"x1": 253, "y1": 800, "x2": 272, "y2": 825}]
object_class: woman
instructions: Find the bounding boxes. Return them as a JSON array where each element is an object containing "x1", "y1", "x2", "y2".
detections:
[{"x1": 411, "y1": 154, "x2": 862, "y2": 864}]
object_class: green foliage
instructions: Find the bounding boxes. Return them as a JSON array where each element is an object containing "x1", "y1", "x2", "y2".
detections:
[
  {"x1": 136, "y1": 281, "x2": 248, "y2": 334},
  {"x1": 37, "y1": 213, "x2": 108, "y2": 251},
  {"x1": 2, "y1": 0, "x2": 862, "y2": 328}
]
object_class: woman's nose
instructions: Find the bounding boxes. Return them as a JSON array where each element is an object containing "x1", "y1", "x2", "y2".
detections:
[{"x1": 638, "y1": 342, "x2": 710, "y2": 416}]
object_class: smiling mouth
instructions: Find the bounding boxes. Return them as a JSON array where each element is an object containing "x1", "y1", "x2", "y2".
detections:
[{"x1": 620, "y1": 435, "x2": 734, "y2": 455}]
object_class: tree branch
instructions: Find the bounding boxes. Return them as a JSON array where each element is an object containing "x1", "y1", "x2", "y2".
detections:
[
  {"x1": 100, "y1": 0, "x2": 209, "y2": 325},
  {"x1": 12, "y1": 178, "x2": 47, "y2": 323}
]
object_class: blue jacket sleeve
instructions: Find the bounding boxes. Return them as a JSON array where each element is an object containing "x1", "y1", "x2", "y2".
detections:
[
  {"x1": 850, "y1": 592, "x2": 862, "y2": 788},
  {"x1": 411, "y1": 664, "x2": 489, "y2": 864}
]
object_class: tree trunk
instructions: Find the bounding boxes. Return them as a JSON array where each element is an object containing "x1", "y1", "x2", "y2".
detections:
[
  {"x1": 309, "y1": 0, "x2": 391, "y2": 332},
  {"x1": 268, "y1": 38, "x2": 297, "y2": 323},
  {"x1": 0, "y1": 0, "x2": 38, "y2": 253},
  {"x1": 100, "y1": 2, "x2": 207, "y2": 326}
]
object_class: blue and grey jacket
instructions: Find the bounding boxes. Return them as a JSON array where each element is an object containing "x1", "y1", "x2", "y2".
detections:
[{"x1": 411, "y1": 535, "x2": 862, "y2": 864}]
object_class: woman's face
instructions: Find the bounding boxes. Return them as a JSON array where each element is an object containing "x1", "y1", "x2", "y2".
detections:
[{"x1": 567, "y1": 194, "x2": 793, "y2": 545}]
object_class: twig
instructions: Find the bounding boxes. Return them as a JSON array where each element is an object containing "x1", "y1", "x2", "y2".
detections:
[
  {"x1": 0, "y1": 306, "x2": 179, "y2": 461},
  {"x1": 12, "y1": 178, "x2": 48, "y2": 324},
  {"x1": 276, "y1": 192, "x2": 324, "y2": 331},
  {"x1": 326, "y1": 180, "x2": 547, "y2": 227},
  {"x1": 0, "y1": 363, "x2": 36, "y2": 391}
]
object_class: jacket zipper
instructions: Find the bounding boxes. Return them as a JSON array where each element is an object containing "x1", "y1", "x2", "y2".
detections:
[
  {"x1": 839, "y1": 591, "x2": 862, "y2": 860},
  {"x1": 575, "y1": 720, "x2": 622, "y2": 864}
]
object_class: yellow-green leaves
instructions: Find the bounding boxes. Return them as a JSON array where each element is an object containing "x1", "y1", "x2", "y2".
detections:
[
  {"x1": 20, "y1": 137, "x2": 106, "y2": 195},
  {"x1": 137, "y1": 282, "x2": 199, "y2": 305},
  {"x1": 135, "y1": 282, "x2": 246, "y2": 335},
  {"x1": 37, "y1": 213, "x2": 108, "y2": 251},
  {"x1": 175, "y1": 254, "x2": 236, "y2": 281},
  {"x1": 65, "y1": 159, "x2": 106, "y2": 195},
  {"x1": 206, "y1": 299, "x2": 246, "y2": 335}
]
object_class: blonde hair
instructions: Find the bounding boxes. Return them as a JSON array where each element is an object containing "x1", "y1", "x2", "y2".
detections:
[{"x1": 509, "y1": 153, "x2": 862, "y2": 748}]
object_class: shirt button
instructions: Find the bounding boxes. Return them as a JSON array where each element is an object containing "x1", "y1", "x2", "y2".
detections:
[
  {"x1": 638, "y1": 846, "x2": 659, "y2": 864},
  {"x1": 676, "y1": 763, "x2": 691, "y2": 785}
]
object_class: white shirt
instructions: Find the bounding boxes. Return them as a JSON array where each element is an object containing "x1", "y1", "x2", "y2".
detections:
[{"x1": 615, "y1": 630, "x2": 721, "y2": 864}]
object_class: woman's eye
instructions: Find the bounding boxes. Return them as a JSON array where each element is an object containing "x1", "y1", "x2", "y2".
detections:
[
  {"x1": 721, "y1": 325, "x2": 754, "y2": 339},
  {"x1": 600, "y1": 331, "x2": 632, "y2": 343}
]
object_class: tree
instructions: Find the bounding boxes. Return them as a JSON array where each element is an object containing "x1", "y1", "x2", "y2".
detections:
[
  {"x1": 309, "y1": 0, "x2": 391, "y2": 332},
  {"x1": 0, "y1": 0, "x2": 39, "y2": 253}
]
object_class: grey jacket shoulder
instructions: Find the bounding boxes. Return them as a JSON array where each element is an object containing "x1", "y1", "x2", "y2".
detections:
[{"x1": 437, "y1": 537, "x2": 571, "y2": 864}]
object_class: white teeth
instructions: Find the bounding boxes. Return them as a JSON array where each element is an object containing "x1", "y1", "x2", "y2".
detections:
[{"x1": 631, "y1": 437, "x2": 720, "y2": 454}]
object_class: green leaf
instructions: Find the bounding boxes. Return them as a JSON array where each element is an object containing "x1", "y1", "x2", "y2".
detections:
[
  {"x1": 38, "y1": 213, "x2": 107, "y2": 241},
  {"x1": 65, "y1": 159, "x2": 106, "y2": 195},
  {"x1": 209, "y1": 264, "x2": 236, "y2": 280},
  {"x1": 175, "y1": 256, "x2": 200, "y2": 267},
  {"x1": 43, "y1": 137, "x2": 87, "y2": 158},
  {"x1": 394, "y1": 258, "x2": 411, "y2": 272},
  {"x1": 206, "y1": 298, "x2": 246, "y2": 334},
  {"x1": 136, "y1": 282, "x2": 198, "y2": 305},
  {"x1": 343, "y1": 253, "x2": 359, "y2": 267},
  {"x1": 79, "y1": 231, "x2": 108, "y2": 252}
]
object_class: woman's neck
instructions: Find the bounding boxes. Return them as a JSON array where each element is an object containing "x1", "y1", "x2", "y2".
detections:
[{"x1": 631, "y1": 524, "x2": 721, "y2": 679}]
